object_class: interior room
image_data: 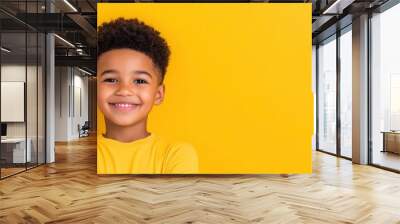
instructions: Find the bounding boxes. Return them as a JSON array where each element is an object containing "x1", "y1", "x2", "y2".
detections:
[{"x1": 0, "y1": 0, "x2": 399, "y2": 223}]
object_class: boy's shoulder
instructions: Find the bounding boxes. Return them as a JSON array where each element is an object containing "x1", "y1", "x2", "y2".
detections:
[
  {"x1": 121, "y1": 133, "x2": 199, "y2": 173},
  {"x1": 152, "y1": 134, "x2": 196, "y2": 155},
  {"x1": 154, "y1": 135, "x2": 198, "y2": 173}
]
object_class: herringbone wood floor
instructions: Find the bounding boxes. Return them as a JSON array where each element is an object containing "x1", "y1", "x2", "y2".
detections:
[{"x1": 1, "y1": 135, "x2": 400, "y2": 224}]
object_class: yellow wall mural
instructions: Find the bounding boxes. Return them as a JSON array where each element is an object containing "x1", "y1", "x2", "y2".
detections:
[{"x1": 97, "y1": 3, "x2": 313, "y2": 174}]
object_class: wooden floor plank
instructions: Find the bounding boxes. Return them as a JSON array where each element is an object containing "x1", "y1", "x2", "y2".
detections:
[{"x1": 0, "y1": 135, "x2": 400, "y2": 223}]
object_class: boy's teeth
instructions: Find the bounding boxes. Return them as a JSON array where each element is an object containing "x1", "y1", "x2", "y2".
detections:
[{"x1": 114, "y1": 103, "x2": 134, "y2": 108}]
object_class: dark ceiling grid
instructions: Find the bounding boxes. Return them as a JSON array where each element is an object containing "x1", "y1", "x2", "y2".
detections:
[
  {"x1": 1, "y1": 0, "x2": 396, "y2": 74},
  {"x1": 0, "y1": 0, "x2": 97, "y2": 74}
]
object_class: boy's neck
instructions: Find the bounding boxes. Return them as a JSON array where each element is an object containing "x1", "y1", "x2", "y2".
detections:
[{"x1": 104, "y1": 120, "x2": 150, "y2": 143}]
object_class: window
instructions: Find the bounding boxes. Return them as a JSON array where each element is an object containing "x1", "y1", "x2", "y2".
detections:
[
  {"x1": 339, "y1": 27, "x2": 352, "y2": 158},
  {"x1": 371, "y1": 2, "x2": 400, "y2": 171},
  {"x1": 318, "y1": 35, "x2": 337, "y2": 154}
]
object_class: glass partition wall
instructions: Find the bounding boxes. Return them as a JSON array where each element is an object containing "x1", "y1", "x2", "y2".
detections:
[
  {"x1": 0, "y1": 1, "x2": 46, "y2": 179},
  {"x1": 316, "y1": 26, "x2": 352, "y2": 159}
]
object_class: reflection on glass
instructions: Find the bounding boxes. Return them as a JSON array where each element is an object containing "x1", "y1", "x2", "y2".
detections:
[
  {"x1": 28, "y1": 0, "x2": 40, "y2": 170},
  {"x1": 340, "y1": 29, "x2": 352, "y2": 158},
  {"x1": 38, "y1": 33, "x2": 46, "y2": 165},
  {"x1": 371, "y1": 3, "x2": 400, "y2": 171},
  {"x1": 27, "y1": 32, "x2": 38, "y2": 169},
  {"x1": 0, "y1": 1, "x2": 47, "y2": 179},
  {"x1": 1, "y1": 31, "x2": 27, "y2": 177},
  {"x1": 318, "y1": 36, "x2": 337, "y2": 154}
]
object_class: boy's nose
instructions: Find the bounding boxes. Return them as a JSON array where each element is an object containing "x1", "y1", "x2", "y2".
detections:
[{"x1": 115, "y1": 83, "x2": 135, "y2": 96}]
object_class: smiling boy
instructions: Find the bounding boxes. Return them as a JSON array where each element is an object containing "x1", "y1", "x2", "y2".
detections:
[{"x1": 97, "y1": 18, "x2": 198, "y2": 174}]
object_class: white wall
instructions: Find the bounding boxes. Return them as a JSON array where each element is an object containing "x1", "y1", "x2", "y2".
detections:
[
  {"x1": 72, "y1": 72, "x2": 89, "y2": 138},
  {"x1": 54, "y1": 67, "x2": 89, "y2": 141},
  {"x1": 55, "y1": 66, "x2": 69, "y2": 141},
  {"x1": 312, "y1": 45, "x2": 316, "y2": 151},
  {"x1": 1, "y1": 65, "x2": 40, "y2": 137},
  {"x1": 1, "y1": 65, "x2": 25, "y2": 127},
  {"x1": 1, "y1": 65, "x2": 26, "y2": 139}
]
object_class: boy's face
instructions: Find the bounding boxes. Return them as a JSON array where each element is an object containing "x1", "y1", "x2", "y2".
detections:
[{"x1": 97, "y1": 48, "x2": 164, "y2": 128}]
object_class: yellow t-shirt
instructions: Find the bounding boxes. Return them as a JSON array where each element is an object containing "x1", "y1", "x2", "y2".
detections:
[{"x1": 97, "y1": 133, "x2": 199, "y2": 174}]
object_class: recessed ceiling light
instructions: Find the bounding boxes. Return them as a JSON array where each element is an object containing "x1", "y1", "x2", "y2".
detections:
[
  {"x1": 63, "y1": 0, "x2": 78, "y2": 12},
  {"x1": 322, "y1": 0, "x2": 355, "y2": 15},
  {"x1": 54, "y1": 34, "x2": 75, "y2": 48},
  {"x1": 77, "y1": 67, "x2": 93, "y2": 76},
  {"x1": 1, "y1": 47, "x2": 11, "y2": 53}
]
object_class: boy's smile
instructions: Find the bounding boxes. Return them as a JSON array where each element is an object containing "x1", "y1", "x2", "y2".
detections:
[
  {"x1": 109, "y1": 102, "x2": 140, "y2": 112},
  {"x1": 97, "y1": 49, "x2": 164, "y2": 128},
  {"x1": 110, "y1": 103, "x2": 139, "y2": 111}
]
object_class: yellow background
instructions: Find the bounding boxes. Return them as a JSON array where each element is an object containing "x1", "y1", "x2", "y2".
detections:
[{"x1": 98, "y1": 3, "x2": 313, "y2": 174}]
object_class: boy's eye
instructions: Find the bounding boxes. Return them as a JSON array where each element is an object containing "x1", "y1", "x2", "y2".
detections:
[
  {"x1": 103, "y1": 78, "x2": 118, "y2": 83},
  {"x1": 134, "y1": 79, "x2": 148, "y2": 84}
]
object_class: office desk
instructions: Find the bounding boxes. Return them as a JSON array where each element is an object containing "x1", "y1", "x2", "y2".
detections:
[
  {"x1": 381, "y1": 131, "x2": 400, "y2": 154},
  {"x1": 1, "y1": 138, "x2": 31, "y2": 163}
]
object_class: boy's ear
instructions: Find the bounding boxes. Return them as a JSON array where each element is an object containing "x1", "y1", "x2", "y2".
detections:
[{"x1": 154, "y1": 84, "x2": 165, "y2": 105}]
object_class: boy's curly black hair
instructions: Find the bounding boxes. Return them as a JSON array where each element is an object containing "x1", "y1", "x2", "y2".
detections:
[{"x1": 98, "y1": 18, "x2": 171, "y2": 82}]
